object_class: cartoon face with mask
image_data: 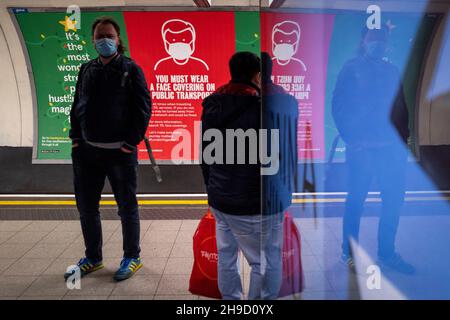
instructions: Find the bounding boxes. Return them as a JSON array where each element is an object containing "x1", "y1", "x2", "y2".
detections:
[
  {"x1": 271, "y1": 20, "x2": 306, "y2": 71},
  {"x1": 154, "y1": 19, "x2": 209, "y2": 71}
]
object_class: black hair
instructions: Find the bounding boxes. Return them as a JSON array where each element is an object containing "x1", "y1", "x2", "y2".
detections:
[
  {"x1": 358, "y1": 25, "x2": 389, "y2": 55},
  {"x1": 360, "y1": 25, "x2": 389, "y2": 41},
  {"x1": 261, "y1": 52, "x2": 273, "y2": 83},
  {"x1": 229, "y1": 51, "x2": 261, "y2": 82},
  {"x1": 92, "y1": 16, "x2": 126, "y2": 54}
]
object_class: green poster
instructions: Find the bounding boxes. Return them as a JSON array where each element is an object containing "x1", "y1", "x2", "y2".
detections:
[
  {"x1": 235, "y1": 11, "x2": 260, "y2": 55},
  {"x1": 15, "y1": 11, "x2": 129, "y2": 160}
]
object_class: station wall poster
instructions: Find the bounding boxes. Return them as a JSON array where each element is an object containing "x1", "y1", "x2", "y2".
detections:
[{"x1": 12, "y1": 9, "x2": 439, "y2": 163}]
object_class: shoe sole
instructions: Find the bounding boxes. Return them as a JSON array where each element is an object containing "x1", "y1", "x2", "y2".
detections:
[
  {"x1": 64, "y1": 264, "x2": 104, "y2": 280},
  {"x1": 113, "y1": 263, "x2": 143, "y2": 282},
  {"x1": 340, "y1": 258, "x2": 356, "y2": 269},
  {"x1": 378, "y1": 262, "x2": 415, "y2": 275},
  {"x1": 339, "y1": 259, "x2": 365, "y2": 275}
]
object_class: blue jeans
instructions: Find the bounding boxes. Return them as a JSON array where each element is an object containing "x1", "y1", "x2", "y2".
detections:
[
  {"x1": 72, "y1": 141, "x2": 140, "y2": 262},
  {"x1": 211, "y1": 207, "x2": 284, "y2": 300}
]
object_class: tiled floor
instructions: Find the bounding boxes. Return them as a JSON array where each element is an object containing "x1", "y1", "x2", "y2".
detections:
[{"x1": 0, "y1": 215, "x2": 446, "y2": 300}]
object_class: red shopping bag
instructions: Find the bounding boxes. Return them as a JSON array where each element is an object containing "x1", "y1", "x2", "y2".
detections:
[
  {"x1": 278, "y1": 212, "x2": 304, "y2": 297},
  {"x1": 189, "y1": 208, "x2": 222, "y2": 299}
]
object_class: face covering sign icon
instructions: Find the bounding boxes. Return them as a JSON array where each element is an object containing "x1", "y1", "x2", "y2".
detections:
[
  {"x1": 272, "y1": 20, "x2": 307, "y2": 71},
  {"x1": 154, "y1": 19, "x2": 209, "y2": 71}
]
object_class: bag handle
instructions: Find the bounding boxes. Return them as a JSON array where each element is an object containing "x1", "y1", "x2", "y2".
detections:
[
  {"x1": 205, "y1": 207, "x2": 214, "y2": 219},
  {"x1": 144, "y1": 136, "x2": 162, "y2": 183}
]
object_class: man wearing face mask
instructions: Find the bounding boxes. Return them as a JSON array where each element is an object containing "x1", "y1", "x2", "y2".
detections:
[
  {"x1": 65, "y1": 17, "x2": 151, "y2": 282},
  {"x1": 154, "y1": 19, "x2": 209, "y2": 71},
  {"x1": 332, "y1": 26, "x2": 413, "y2": 274}
]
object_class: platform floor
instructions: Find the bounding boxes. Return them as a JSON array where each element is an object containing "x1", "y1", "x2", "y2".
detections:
[
  {"x1": 0, "y1": 216, "x2": 351, "y2": 300},
  {"x1": 0, "y1": 207, "x2": 449, "y2": 300}
]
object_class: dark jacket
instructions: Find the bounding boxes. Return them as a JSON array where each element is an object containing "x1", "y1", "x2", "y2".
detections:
[
  {"x1": 201, "y1": 81, "x2": 261, "y2": 215},
  {"x1": 69, "y1": 54, "x2": 151, "y2": 151},
  {"x1": 262, "y1": 81, "x2": 298, "y2": 215},
  {"x1": 332, "y1": 55, "x2": 409, "y2": 148}
]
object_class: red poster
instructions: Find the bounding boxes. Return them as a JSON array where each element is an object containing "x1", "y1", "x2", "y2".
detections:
[
  {"x1": 124, "y1": 12, "x2": 235, "y2": 161},
  {"x1": 261, "y1": 13, "x2": 335, "y2": 160}
]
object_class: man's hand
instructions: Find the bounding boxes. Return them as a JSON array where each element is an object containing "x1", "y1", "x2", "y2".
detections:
[
  {"x1": 120, "y1": 147, "x2": 133, "y2": 153},
  {"x1": 72, "y1": 143, "x2": 79, "y2": 148}
]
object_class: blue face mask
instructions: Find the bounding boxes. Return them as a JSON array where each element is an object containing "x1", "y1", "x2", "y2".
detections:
[
  {"x1": 365, "y1": 40, "x2": 386, "y2": 60},
  {"x1": 95, "y1": 38, "x2": 117, "y2": 58}
]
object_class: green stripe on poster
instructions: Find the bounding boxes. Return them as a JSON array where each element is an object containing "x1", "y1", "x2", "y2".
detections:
[{"x1": 234, "y1": 11, "x2": 260, "y2": 55}]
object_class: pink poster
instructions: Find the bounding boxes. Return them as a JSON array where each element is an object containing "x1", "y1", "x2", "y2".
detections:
[{"x1": 261, "y1": 13, "x2": 335, "y2": 160}]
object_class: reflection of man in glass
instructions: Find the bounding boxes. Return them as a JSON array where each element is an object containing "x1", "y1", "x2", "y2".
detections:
[
  {"x1": 154, "y1": 19, "x2": 209, "y2": 71},
  {"x1": 332, "y1": 26, "x2": 414, "y2": 274},
  {"x1": 261, "y1": 52, "x2": 299, "y2": 298}
]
